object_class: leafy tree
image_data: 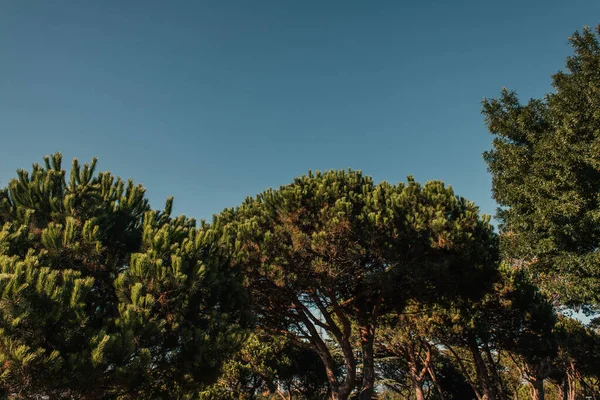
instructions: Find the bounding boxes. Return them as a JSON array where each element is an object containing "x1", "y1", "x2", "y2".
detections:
[
  {"x1": 482, "y1": 25, "x2": 600, "y2": 308},
  {"x1": 0, "y1": 154, "x2": 250, "y2": 398},
  {"x1": 214, "y1": 170, "x2": 497, "y2": 400}
]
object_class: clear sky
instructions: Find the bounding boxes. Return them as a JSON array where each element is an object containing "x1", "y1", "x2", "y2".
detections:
[{"x1": 2, "y1": 1, "x2": 599, "y2": 224}]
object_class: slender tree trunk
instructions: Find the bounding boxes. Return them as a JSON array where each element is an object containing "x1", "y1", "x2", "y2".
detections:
[
  {"x1": 529, "y1": 378, "x2": 544, "y2": 400},
  {"x1": 337, "y1": 339, "x2": 357, "y2": 400},
  {"x1": 427, "y1": 364, "x2": 445, "y2": 400},
  {"x1": 483, "y1": 344, "x2": 507, "y2": 400},
  {"x1": 358, "y1": 323, "x2": 376, "y2": 400},
  {"x1": 415, "y1": 383, "x2": 427, "y2": 400},
  {"x1": 306, "y1": 332, "x2": 350, "y2": 400},
  {"x1": 312, "y1": 342, "x2": 343, "y2": 399},
  {"x1": 467, "y1": 334, "x2": 496, "y2": 400},
  {"x1": 566, "y1": 370, "x2": 576, "y2": 400},
  {"x1": 444, "y1": 342, "x2": 484, "y2": 400},
  {"x1": 320, "y1": 290, "x2": 357, "y2": 400},
  {"x1": 324, "y1": 338, "x2": 355, "y2": 400},
  {"x1": 568, "y1": 362, "x2": 581, "y2": 400},
  {"x1": 558, "y1": 375, "x2": 573, "y2": 400},
  {"x1": 275, "y1": 388, "x2": 290, "y2": 400},
  {"x1": 556, "y1": 379, "x2": 565, "y2": 400},
  {"x1": 410, "y1": 373, "x2": 426, "y2": 400},
  {"x1": 357, "y1": 293, "x2": 382, "y2": 400},
  {"x1": 330, "y1": 391, "x2": 343, "y2": 400},
  {"x1": 296, "y1": 296, "x2": 356, "y2": 400}
]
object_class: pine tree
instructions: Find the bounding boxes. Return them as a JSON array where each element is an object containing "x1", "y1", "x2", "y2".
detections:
[
  {"x1": 214, "y1": 170, "x2": 498, "y2": 400},
  {"x1": 0, "y1": 153, "x2": 250, "y2": 398}
]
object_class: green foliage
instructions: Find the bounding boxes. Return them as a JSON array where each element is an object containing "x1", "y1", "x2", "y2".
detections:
[
  {"x1": 202, "y1": 330, "x2": 330, "y2": 399},
  {"x1": 0, "y1": 153, "x2": 250, "y2": 398},
  {"x1": 376, "y1": 302, "x2": 444, "y2": 398},
  {"x1": 483, "y1": 25, "x2": 600, "y2": 307},
  {"x1": 553, "y1": 317, "x2": 600, "y2": 397},
  {"x1": 214, "y1": 170, "x2": 498, "y2": 399},
  {"x1": 7, "y1": 24, "x2": 600, "y2": 398},
  {"x1": 418, "y1": 264, "x2": 558, "y2": 400}
]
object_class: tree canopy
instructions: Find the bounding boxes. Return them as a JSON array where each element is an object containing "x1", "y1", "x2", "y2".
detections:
[
  {"x1": 0, "y1": 154, "x2": 250, "y2": 398},
  {"x1": 213, "y1": 170, "x2": 498, "y2": 400},
  {"x1": 483, "y1": 25, "x2": 600, "y2": 308}
]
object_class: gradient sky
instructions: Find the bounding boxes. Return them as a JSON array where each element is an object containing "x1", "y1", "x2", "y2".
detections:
[{"x1": 2, "y1": 1, "x2": 599, "y2": 224}]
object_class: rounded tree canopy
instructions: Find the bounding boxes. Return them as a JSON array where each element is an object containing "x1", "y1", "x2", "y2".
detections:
[{"x1": 214, "y1": 169, "x2": 498, "y2": 334}]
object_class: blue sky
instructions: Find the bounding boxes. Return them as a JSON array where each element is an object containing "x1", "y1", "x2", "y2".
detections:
[{"x1": 2, "y1": 1, "x2": 599, "y2": 224}]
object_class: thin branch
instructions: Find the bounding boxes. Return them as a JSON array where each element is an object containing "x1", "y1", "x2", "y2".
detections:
[
  {"x1": 443, "y1": 342, "x2": 483, "y2": 400},
  {"x1": 417, "y1": 342, "x2": 432, "y2": 382},
  {"x1": 293, "y1": 297, "x2": 331, "y2": 332}
]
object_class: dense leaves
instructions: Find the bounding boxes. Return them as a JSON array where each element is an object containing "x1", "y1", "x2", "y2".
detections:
[
  {"x1": 213, "y1": 170, "x2": 498, "y2": 399},
  {"x1": 0, "y1": 154, "x2": 250, "y2": 398},
  {"x1": 483, "y1": 25, "x2": 600, "y2": 307}
]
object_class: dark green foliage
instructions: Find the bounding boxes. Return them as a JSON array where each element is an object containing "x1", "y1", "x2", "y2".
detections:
[
  {"x1": 424, "y1": 265, "x2": 557, "y2": 400},
  {"x1": 375, "y1": 353, "x2": 476, "y2": 400},
  {"x1": 492, "y1": 268, "x2": 558, "y2": 400},
  {"x1": 432, "y1": 356, "x2": 476, "y2": 400},
  {"x1": 214, "y1": 170, "x2": 498, "y2": 399},
  {"x1": 483, "y1": 25, "x2": 600, "y2": 307},
  {"x1": 0, "y1": 154, "x2": 250, "y2": 398}
]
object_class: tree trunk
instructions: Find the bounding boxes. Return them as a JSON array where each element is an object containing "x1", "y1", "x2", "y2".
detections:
[
  {"x1": 483, "y1": 344, "x2": 507, "y2": 400},
  {"x1": 427, "y1": 364, "x2": 445, "y2": 400},
  {"x1": 444, "y1": 341, "x2": 484, "y2": 400},
  {"x1": 297, "y1": 291, "x2": 357, "y2": 400},
  {"x1": 410, "y1": 373, "x2": 426, "y2": 400},
  {"x1": 326, "y1": 374, "x2": 351, "y2": 400},
  {"x1": 275, "y1": 388, "x2": 290, "y2": 400},
  {"x1": 308, "y1": 334, "x2": 352, "y2": 400},
  {"x1": 566, "y1": 371, "x2": 576, "y2": 400},
  {"x1": 298, "y1": 303, "x2": 355, "y2": 400},
  {"x1": 556, "y1": 379, "x2": 565, "y2": 400},
  {"x1": 325, "y1": 343, "x2": 355, "y2": 400},
  {"x1": 337, "y1": 339, "x2": 357, "y2": 400},
  {"x1": 414, "y1": 383, "x2": 426, "y2": 400},
  {"x1": 468, "y1": 334, "x2": 497, "y2": 400},
  {"x1": 529, "y1": 378, "x2": 544, "y2": 400},
  {"x1": 312, "y1": 343, "x2": 344, "y2": 399},
  {"x1": 358, "y1": 323, "x2": 376, "y2": 400}
]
